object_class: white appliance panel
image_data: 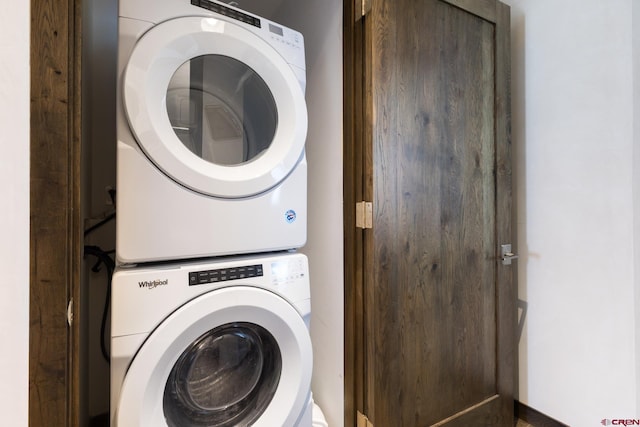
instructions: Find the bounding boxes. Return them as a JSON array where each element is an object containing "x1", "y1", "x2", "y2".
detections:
[
  {"x1": 111, "y1": 253, "x2": 313, "y2": 426},
  {"x1": 116, "y1": 0, "x2": 308, "y2": 263}
]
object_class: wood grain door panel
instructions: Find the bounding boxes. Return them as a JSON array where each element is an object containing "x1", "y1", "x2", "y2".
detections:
[{"x1": 345, "y1": 0, "x2": 514, "y2": 425}]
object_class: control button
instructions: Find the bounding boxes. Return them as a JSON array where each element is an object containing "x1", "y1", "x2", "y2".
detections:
[
  {"x1": 209, "y1": 270, "x2": 220, "y2": 282},
  {"x1": 197, "y1": 271, "x2": 210, "y2": 284},
  {"x1": 189, "y1": 272, "x2": 198, "y2": 285}
]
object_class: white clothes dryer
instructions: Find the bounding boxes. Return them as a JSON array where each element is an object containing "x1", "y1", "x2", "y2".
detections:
[
  {"x1": 110, "y1": 253, "x2": 313, "y2": 426},
  {"x1": 116, "y1": 0, "x2": 308, "y2": 264}
]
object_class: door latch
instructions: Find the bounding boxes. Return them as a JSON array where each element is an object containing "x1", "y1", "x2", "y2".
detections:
[{"x1": 500, "y1": 244, "x2": 519, "y2": 265}]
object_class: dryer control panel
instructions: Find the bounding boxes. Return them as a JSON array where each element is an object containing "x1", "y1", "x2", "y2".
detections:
[
  {"x1": 191, "y1": 0, "x2": 261, "y2": 27},
  {"x1": 189, "y1": 0, "x2": 304, "y2": 62}
]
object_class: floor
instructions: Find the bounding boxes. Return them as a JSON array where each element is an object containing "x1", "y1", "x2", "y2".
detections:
[
  {"x1": 92, "y1": 416, "x2": 537, "y2": 426},
  {"x1": 94, "y1": 412, "x2": 536, "y2": 426},
  {"x1": 91, "y1": 416, "x2": 537, "y2": 426}
]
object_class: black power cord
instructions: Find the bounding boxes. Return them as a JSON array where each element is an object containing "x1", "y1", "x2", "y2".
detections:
[
  {"x1": 84, "y1": 245, "x2": 115, "y2": 364},
  {"x1": 84, "y1": 188, "x2": 116, "y2": 237},
  {"x1": 84, "y1": 212, "x2": 116, "y2": 237},
  {"x1": 83, "y1": 188, "x2": 117, "y2": 363}
]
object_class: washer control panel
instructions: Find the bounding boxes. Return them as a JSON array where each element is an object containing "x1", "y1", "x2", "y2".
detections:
[
  {"x1": 187, "y1": 257, "x2": 308, "y2": 289},
  {"x1": 270, "y1": 257, "x2": 307, "y2": 286},
  {"x1": 189, "y1": 264, "x2": 263, "y2": 286}
]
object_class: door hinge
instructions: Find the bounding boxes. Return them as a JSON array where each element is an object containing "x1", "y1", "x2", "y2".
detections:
[
  {"x1": 361, "y1": 0, "x2": 372, "y2": 16},
  {"x1": 357, "y1": 411, "x2": 374, "y2": 427},
  {"x1": 67, "y1": 298, "x2": 74, "y2": 327},
  {"x1": 355, "y1": 201, "x2": 373, "y2": 229},
  {"x1": 356, "y1": 0, "x2": 372, "y2": 19}
]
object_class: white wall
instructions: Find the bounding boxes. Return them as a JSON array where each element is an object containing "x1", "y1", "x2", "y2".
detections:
[
  {"x1": 504, "y1": 0, "x2": 638, "y2": 424},
  {"x1": 273, "y1": 2, "x2": 345, "y2": 426},
  {"x1": 0, "y1": 2, "x2": 30, "y2": 426},
  {"x1": 631, "y1": 1, "x2": 640, "y2": 416},
  {"x1": 289, "y1": 3, "x2": 344, "y2": 426},
  {"x1": 634, "y1": 0, "x2": 640, "y2": 415}
]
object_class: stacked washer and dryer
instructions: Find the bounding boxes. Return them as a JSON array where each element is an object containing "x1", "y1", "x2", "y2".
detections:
[{"x1": 111, "y1": 0, "x2": 323, "y2": 425}]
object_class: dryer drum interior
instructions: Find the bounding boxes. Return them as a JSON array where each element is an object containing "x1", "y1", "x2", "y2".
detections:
[
  {"x1": 163, "y1": 322, "x2": 282, "y2": 427},
  {"x1": 166, "y1": 55, "x2": 278, "y2": 167}
]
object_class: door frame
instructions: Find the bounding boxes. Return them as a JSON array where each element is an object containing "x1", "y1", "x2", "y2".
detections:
[
  {"x1": 29, "y1": 0, "x2": 513, "y2": 425},
  {"x1": 30, "y1": 0, "x2": 83, "y2": 424},
  {"x1": 343, "y1": 0, "x2": 369, "y2": 425}
]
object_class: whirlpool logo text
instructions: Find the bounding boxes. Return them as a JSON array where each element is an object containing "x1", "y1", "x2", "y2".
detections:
[{"x1": 138, "y1": 279, "x2": 169, "y2": 289}]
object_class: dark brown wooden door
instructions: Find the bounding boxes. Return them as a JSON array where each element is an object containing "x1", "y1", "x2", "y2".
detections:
[{"x1": 344, "y1": 0, "x2": 515, "y2": 426}]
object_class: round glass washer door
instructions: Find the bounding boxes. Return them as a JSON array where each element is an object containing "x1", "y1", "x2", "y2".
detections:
[
  {"x1": 115, "y1": 287, "x2": 313, "y2": 427},
  {"x1": 123, "y1": 16, "x2": 308, "y2": 198},
  {"x1": 163, "y1": 322, "x2": 281, "y2": 426}
]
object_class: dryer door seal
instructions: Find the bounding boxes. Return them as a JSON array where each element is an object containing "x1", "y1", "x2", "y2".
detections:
[
  {"x1": 115, "y1": 286, "x2": 312, "y2": 426},
  {"x1": 123, "y1": 16, "x2": 308, "y2": 198}
]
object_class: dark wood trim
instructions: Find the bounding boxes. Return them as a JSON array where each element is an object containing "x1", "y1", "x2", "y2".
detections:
[
  {"x1": 30, "y1": 0, "x2": 82, "y2": 424},
  {"x1": 515, "y1": 401, "x2": 569, "y2": 427},
  {"x1": 69, "y1": 0, "x2": 83, "y2": 424},
  {"x1": 343, "y1": 0, "x2": 362, "y2": 425},
  {"x1": 442, "y1": 0, "x2": 497, "y2": 23},
  {"x1": 495, "y1": 1, "x2": 517, "y2": 423},
  {"x1": 360, "y1": 0, "x2": 374, "y2": 421},
  {"x1": 344, "y1": 0, "x2": 373, "y2": 423}
]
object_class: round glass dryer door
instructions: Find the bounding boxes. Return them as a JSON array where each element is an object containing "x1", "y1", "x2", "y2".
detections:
[
  {"x1": 123, "y1": 16, "x2": 307, "y2": 198},
  {"x1": 115, "y1": 287, "x2": 313, "y2": 427},
  {"x1": 166, "y1": 55, "x2": 277, "y2": 168}
]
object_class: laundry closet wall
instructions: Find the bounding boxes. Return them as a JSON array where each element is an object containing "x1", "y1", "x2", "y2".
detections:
[
  {"x1": 0, "y1": 0, "x2": 30, "y2": 425},
  {"x1": 83, "y1": 0, "x2": 118, "y2": 418},
  {"x1": 82, "y1": 0, "x2": 345, "y2": 424},
  {"x1": 273, "y1": 2, "x2": 345, "y2": 426},
  {"x1": 502, "y1": 0, "x2": 639, "y2": 424}
]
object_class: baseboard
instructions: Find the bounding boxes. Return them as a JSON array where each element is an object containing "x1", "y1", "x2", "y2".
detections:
[{"x1": 515, "y1": 401, "x2": 569, "y2": 427}]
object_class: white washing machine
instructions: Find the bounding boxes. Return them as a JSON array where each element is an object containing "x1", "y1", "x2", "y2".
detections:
[
  {"x1": 110, "y1": 253, "x2": 313, "y2": 426},
  {"x1": 116, "y1": 0, "x2": 308, "y2": 264}
]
